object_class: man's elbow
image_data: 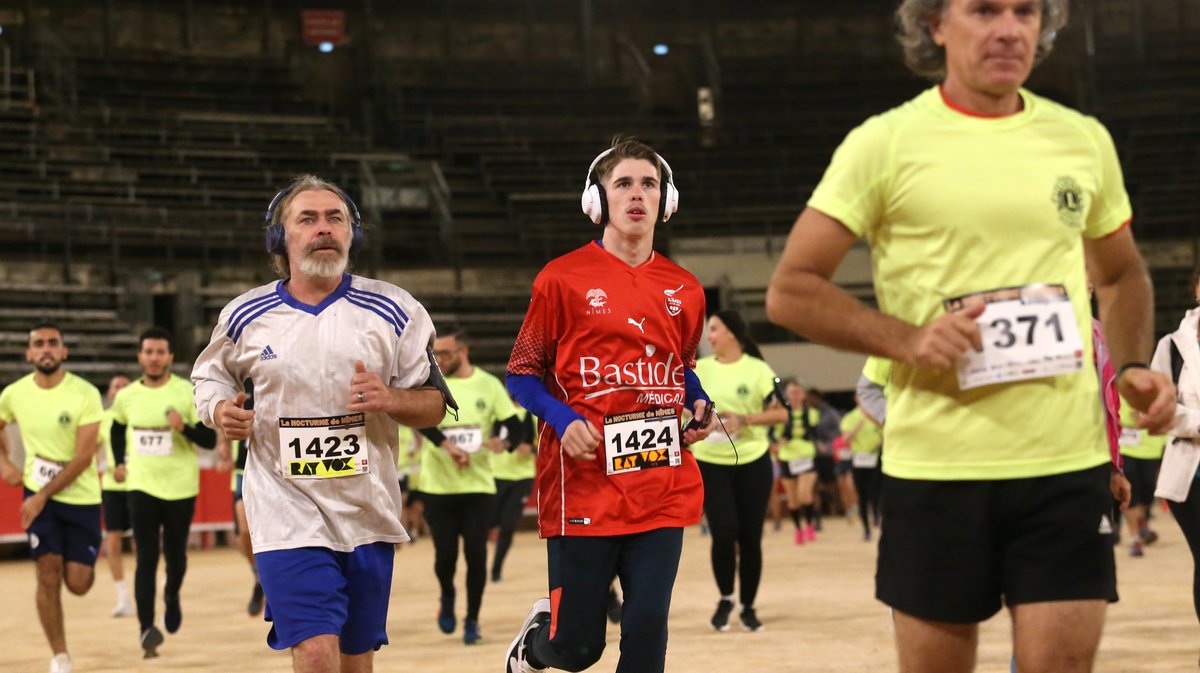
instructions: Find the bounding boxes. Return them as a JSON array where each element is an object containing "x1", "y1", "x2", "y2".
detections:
[{"x1": 765, "y1": 284, "x2": 787, "y2": 327}]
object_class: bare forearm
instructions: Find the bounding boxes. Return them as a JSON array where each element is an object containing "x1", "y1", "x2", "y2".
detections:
[
  {"x1": 745, "y1": 407, "x2": 789, "y2": 426},
  {"x1": 766, "y1": 272, "x2": 916, "y2": 361},
  {"x1": 1096, "y1": 264, "x2": 1154, "y2": 369},
  {"x1": 38, "y1": 447, "x2": 97, "y2": 500},
  {"x1": 386, "y1": 387, "x2": 447, "y2": 428}
]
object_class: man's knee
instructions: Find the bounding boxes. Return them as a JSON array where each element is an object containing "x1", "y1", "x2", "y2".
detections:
[
  {"x1": 552, "y1": 641, "x2": 605, "y2": 672},
  {"x1": 36, "y1": 556, "x2": 64, "y2": 589},
  {"x1": 292, "y1": 634, "x2": 340, "y2": 672},
  {"x1": 64, "y1": 564, "x2": 95, "y2": 595}
]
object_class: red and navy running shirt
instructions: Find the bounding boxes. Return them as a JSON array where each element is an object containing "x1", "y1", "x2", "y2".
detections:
[{"x1": 509, "y1": 241, "x2": 706, "y2": 537}]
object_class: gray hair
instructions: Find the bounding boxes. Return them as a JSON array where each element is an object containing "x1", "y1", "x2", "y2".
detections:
[
  {"x1": 266, "y1": 174, "x2": 350, "y2": 278},
  {"x1": 895, "y1": 0, "x2": 1069, "y2": 80}
]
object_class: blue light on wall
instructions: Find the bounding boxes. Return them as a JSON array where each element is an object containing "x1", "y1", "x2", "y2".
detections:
[
  {"x1": 653, "y1": 44, "x2": 669, "y2": 56},
  {"x1": 319, "y1": 41, "x2": 334, "y2": 53}
]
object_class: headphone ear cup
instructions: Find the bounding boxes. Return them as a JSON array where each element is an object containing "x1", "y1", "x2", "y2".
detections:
[
  {"x1": 349, "y1": 223, "x2": 364, "y2": 254},
  {"x1": 581, "y1": 184, "x2": 603, "y2": 224},
  {"x1": 264, "y1": 223, "x2": 286, "y2": 255},
  {"x1": 661, "y1": 183, "x2": 679, "y2": 222},
  {"x1": 595, "y1": 184, "x2": 609, "y2": 225}
]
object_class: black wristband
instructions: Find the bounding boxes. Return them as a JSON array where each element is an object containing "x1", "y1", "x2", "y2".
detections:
[{"x1": 1117, "y1": 362, "x2": 1149, "y2": 379}]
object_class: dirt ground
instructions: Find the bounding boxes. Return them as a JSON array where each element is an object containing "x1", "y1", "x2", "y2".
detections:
[{"x1": 1, "y1": 511, "x2": 1197, "y2": 672}]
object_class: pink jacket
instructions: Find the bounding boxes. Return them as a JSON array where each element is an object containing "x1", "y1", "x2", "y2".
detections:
[{"x1": 1093, "y1": 319, "x2": 1122, "y2": 472}]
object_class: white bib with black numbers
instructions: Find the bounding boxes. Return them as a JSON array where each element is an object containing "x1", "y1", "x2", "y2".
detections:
[
  {"x1": 787, "y1": 457, "x2": 814, "y2": 474},
  {"x1": 133, "y1": 427, "x2": 173, "y2": 457},
  {"x1": 31, "y1": 456, "x2": 65, "y2": 488},
  {"x1": 604, "y1": 408, "x2": 682, "y2": 476},
  {"x1": 444, "y1": 425, "x2": 483, "y2": 454},
  {"x1": 1119, "y1": 427, "x2": 1141, "y2": 448},
  {"x1": 278, "y1": 413, "x2": 370, "y2": 479},
  {"x1": 852, "y1": 452, "x2": 880, "y2": 469},
  {"x1": 944, "y1": 284, "x2": 1084, "y2": 391}
]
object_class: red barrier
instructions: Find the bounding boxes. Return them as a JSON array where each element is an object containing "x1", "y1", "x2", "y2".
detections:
[
  {"x1": 0, "y1": 483, "x2": 23, "y2": 542},
  {"x1": 193, "y1": 468, "x2": 235, "y2": 531},
  {"x1": 0, "y1": 469, "x2": 235, "y2": 543}
]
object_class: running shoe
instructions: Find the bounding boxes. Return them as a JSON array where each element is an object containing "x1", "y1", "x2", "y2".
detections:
[
  {"x1": 739, "y1": 607, "x2": 764, "y2": 632},
  {"x1": 1140, "y1": 527, "x2": 1159, "y2": 546},
  {"x1": 504, "y1": 598, "x2": 550, "y2": 673},
  {"x1": 464, "y1": 618, "x2": 482, "y2": 645},
  {"x1": 710, "y1": 599, "x2": 735, "y2": 631},
  {"x1": 1130, "y1": 539, "x2": 1145, "y2": 557},
  {"x1": 438, "y1": 595, "x2": 456, "y2": 634},
  {"x1": 805, "y1": 524, "x2": 816, "y2": 542},
  {"x1": 112, "y1": 598, "x2": 134, "y2": 618},
  {"x1": 248, "y1": 582, "x2": 265, "y2": 616},
  {"x1": 164, "y1": 592, "x2": 183, "y2": 633},
  {"x1": 49, "y1": 653, "x2": 72, "y2": 673},
  {"x1": 794, "y1": 528, "x2": 805, "y2": 546},
  {"x1": 141, "y1": 625, "x2": 164, "y2": 659}
]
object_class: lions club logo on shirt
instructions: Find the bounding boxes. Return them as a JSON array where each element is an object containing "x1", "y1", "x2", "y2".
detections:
[
  {"x1": 1051, "y1": 176, "x2": 1085, "y2": 228},
  {"x1": 663, "y1": 285, "x2": 684, "y2": 316},
  {"x1": 584, "y1": 288, "x2": 611, "y2": 316}
]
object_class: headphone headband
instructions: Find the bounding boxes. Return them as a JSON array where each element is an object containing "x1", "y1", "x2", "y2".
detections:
[
  {"x1": 581, "y1": 147, "x2": 679, "y2": 225},
  {"x1": 263, "y1": 181, "x2": 364, "y2": 255}
]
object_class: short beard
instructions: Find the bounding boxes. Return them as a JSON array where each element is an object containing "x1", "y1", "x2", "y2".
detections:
[
  {"x1": 144, "y1": 370, "x2": 167, "y2": 383},
  {"x1": 34, "y1": 362, "x2": 61, "y2": 376},
  {"x1": 299, "y1": 253, "x2": 348, "y2": 279}
]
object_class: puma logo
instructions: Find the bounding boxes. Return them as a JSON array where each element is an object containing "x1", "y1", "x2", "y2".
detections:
[{"x1": 627, "y1": 317, "x2": 646, "y2": 334}]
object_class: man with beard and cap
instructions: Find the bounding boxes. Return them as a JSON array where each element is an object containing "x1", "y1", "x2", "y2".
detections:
[
  {"x1": 109, "y1": 327, "x2": 218, "y2": 657},
  {"x1": 192, "y1": 174, "x2": 452, "y2": 673},
  {"x1": 0, "y1": 324, "x2": 104, "y2": 673},
  {"x1": 416, "y1": 322, "x2": 521, "y2": 645}
]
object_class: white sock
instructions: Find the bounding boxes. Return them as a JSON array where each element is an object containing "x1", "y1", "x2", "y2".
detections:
[
  {"x1": 115, "y1": 580, "x2": 128, "y2": 600},
  {"x1": 721, "y1": 594, "x2": 735, "y2": 603}
]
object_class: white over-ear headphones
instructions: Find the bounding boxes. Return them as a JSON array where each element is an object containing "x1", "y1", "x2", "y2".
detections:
[{"x1": 580, "y1": 148, "x2": 680, "y2": 225}]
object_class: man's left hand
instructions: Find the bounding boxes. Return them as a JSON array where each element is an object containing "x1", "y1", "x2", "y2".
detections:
[
  {"x1": 683, "y1": 400, "x2": 717, "y2": 446},
  {"x1": 1110, "y1": 471, "x2": 1132, "y2": 512},
  {"x1": 349, "y1": 361, "x2": 392, "y2": 413},
  {"x1": 20, "y1": 492, "x2": 46, "y2": 529},
  {"x1": 166, "y1": 409, "x2": 185, "y2": 432},
  {"x1": 1118, "y1": 368, "x2": 1175, "y2": 434}
]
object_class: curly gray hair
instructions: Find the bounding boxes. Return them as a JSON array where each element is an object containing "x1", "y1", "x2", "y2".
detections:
[{"x1": 895, "y1": 0, "x2": 1069, "y2": 80}]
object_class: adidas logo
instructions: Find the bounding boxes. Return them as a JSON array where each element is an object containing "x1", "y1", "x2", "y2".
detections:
[
  {"x1": 1098, "y1": 514, "x2": 1113, "y2": 535},
  {"x1": 259, "y1": 345, "x2": 278, "y2": 361}
]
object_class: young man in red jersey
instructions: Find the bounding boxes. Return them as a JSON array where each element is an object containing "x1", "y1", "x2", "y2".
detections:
[{"x1": 503, "y1": 137, "x2": 717, "y2": 673}]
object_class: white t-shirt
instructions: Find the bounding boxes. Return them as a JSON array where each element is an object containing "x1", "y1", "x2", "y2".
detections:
[{"x1": 192, "y1": 274, "x2": 434, "y2": 553}]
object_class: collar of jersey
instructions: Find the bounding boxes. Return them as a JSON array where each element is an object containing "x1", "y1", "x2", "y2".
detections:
[
  {"x1": 276, "y1": 273, "x2": 352, "y2": 315},
  {"x1": 931, "y1": 86, "x2": 1036, "y2": 129},
  {"x1": 591, "y1": 239, "x2": 657, "y2": 274}
]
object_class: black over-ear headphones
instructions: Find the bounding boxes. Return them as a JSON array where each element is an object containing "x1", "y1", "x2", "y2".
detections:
[
  {"x1": 580, "y1": 148, "x2": 680, "y2": 225},
  {"x1": 263, "y1": 180, "x2": 364, "y2": 255}
]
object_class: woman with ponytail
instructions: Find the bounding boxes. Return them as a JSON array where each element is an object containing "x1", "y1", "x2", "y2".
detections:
[{"x1": 692, "y1": 310, "x2": 788, "y2": 632}]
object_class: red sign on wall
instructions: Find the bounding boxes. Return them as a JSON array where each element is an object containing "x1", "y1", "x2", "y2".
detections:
[{"x1": 302, "y1": 10, "x2": 346, "y2": 46}]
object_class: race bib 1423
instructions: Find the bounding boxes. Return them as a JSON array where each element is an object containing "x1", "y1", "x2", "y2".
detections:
[{"x1": 279, "y1": 413, "x2": 370, "y2": 479}]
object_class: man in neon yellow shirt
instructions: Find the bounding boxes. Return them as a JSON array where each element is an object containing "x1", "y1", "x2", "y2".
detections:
[
  {"x1": 766, "y1": 1, "x2": 1175, "y2": 671},
  {"x1": 0, "y1": 324, "x2": 104, "y2": 673},
  {"x1": 100, "y1": 374, "x2": 134, "y2": 617},
  {"x1": 1117, "y1": 395, "x2": 1168, "y2": 558},
  {"x1": 418, "y1": 323, "x2": 521, "y2": 645},
  {"x1": 110, "y1": 328, "x2": 217, "y2": 658}
]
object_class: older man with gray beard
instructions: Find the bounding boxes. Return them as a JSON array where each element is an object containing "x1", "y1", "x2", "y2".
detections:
[{"x1": 192, "y1": 174, "x2": 454, "y2": 673}]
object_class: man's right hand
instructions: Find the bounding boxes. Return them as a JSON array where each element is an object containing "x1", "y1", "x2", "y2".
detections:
[
  {"x1": 902, "y1": 302, "x2": 986, "y2": 370},
  {"x1": 561, "y1": 420, "x2": 601, "y2": 461},
  {"x1": 0, "y1": 461, "x2": 20, "y2": 487},
  {"x1": 442, "y1": 440, "x2": 470, "y2": 468},
  {"x1": 216, "y1": 393, "x2": 255, "y2": 441}
]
